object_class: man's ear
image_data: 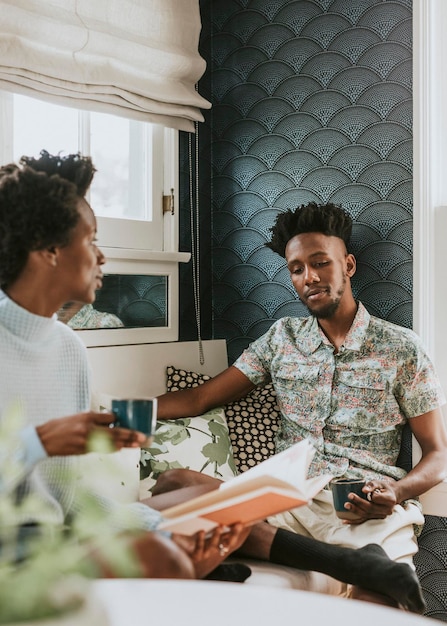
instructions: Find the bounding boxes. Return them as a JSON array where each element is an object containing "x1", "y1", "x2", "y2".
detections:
[{"x1": 346, "y1": 253, "x2": 356, "y2": 277}]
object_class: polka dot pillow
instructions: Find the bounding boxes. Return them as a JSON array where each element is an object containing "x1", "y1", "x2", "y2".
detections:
[{"x1": 166, "y1": 366, "x2": 280, "y2": 473}]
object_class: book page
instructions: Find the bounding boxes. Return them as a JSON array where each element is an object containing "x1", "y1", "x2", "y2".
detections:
[
  {"x1": 220, "y1": 439, "x2": 317, "y2": 492},
  {"x1": 159, "y1": 439, "x2": 332, "y2": 528},
  {"x1": 159, "y1": 485, "x2": 309, "y2": 534},
  {"x1": 160, "y1": 474, "x2": 305, "y2": 519}
]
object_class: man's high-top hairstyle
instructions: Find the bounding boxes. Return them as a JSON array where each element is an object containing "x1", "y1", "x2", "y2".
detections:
[
  {"x1": 0, "y1": 150, "x2": 96, "y2": 289},
  {"x1": 266, "y1": 202, "x2": 352, "y2": 258}
]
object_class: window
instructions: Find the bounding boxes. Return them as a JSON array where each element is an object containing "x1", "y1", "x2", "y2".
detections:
[
  {"x1": 0, "y1": 90, "x2": 178, "y2": 251},
  {"x1": 0, "y1": 90, "x2": 190, "y2": 345}
]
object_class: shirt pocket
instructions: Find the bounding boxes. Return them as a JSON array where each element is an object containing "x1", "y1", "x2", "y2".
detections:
[
  {"x1": 335, "y1": 367, "x2": 397, "y2": 429},
  {"x1": 274, "y1": 364, "x2": 321, "y2": 414}
]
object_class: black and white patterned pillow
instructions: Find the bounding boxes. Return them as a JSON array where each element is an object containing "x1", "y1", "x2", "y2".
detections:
[
  {"x1": 166, "y1": 366, "x2": 211, "y2": 390},
  {"x1": 166, "y1": 366, "x2": 280, "y2": 473}
]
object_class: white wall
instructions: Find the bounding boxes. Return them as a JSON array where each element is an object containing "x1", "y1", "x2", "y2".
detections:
[
  {"x1": 413, "y1": 0, "x2": 447, "y2": 395},
  {"x1": 87, "y1": 339, "x2": 228, "y2": 401},
  {"x1": 412, "y1": 2, "x2": 447, "y2": 486}
]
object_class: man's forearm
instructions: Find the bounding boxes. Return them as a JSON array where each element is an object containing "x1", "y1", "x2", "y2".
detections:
[
  {"x1": 394, "y1": 451, "x2": 447, "y2": 503},
  {"x1": 156, "y1": 388, "x2": 205, "y2": 421}
]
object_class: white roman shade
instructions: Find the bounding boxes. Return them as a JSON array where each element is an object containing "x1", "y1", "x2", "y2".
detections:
[{"x1": 0, "y1": 0, "x2": 211, "y2": 131}]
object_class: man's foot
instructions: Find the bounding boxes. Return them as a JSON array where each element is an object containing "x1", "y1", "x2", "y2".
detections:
[{"x1": 352, "y1": 545, "x2": 425, "y2": 614}]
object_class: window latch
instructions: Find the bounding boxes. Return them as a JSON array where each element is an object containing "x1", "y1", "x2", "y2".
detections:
[{"x1": 163, "y1": 188, "x2": 175, "y2": 215}]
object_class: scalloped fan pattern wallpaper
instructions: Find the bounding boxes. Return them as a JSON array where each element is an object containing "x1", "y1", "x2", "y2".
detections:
[{"x1": 179, "y1": 0, "x2": 413, "y2": 366}]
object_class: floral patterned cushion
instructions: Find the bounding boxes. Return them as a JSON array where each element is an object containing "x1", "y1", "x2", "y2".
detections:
[
  {"x1": 139, "y1": 405, "x2": 238, "y2": 499},
  {"x1": 164, "y1": 366, "x2": 280, "y2": 474}
]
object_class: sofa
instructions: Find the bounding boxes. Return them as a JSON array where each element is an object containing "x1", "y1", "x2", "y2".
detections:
[{"x1": 86, "y1": 339, "x2": 447, "y2": 618}]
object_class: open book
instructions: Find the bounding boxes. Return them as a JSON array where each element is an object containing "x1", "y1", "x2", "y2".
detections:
[{"x1": 158, "y1": 439, "x2": 332, "y2": 535}]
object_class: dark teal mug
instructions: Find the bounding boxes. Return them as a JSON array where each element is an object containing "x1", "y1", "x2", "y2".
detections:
[
  {"x1": 111, "y1": 398, "x2": 157, "y2": 446},
  {"x1": 331, "y1": 478, "x2": 367, "y2": 520}
]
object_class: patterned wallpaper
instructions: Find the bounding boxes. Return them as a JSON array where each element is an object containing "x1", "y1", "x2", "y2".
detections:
[{"x1": 179, "y1": 0, "x2": 413, "y2": 365}]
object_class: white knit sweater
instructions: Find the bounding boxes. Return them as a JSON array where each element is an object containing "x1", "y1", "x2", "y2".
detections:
[{"x1": 0, "y1": 291, "x2": 161, "y2": 531}]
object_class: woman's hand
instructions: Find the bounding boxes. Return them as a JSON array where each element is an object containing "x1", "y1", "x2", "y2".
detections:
[
  {"x1": 36, "y1": 411, "x2": 147, "y2": 456},
  {"x1": 172, "y1": 523, "x2": 251, "y2": 579}
]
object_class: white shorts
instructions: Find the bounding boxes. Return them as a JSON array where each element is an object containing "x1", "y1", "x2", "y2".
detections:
[{"x1": 267, "y1": 489, "x2": 424, "y2": 566}]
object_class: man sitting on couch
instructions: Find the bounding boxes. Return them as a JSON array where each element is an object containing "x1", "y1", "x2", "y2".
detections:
[{"x1": 153, "y1": 202, "x2": 447, "y2": 612}]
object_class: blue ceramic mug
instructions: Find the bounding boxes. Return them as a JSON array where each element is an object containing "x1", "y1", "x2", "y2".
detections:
[
  {"x1": 331, "y1": 478, "x2": 367, "y2": 520},
  {"x1": 111, "y1": 398, "x2": 157, "y2": 446}
]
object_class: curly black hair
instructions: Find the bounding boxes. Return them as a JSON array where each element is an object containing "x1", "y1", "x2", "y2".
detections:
[
  {"x1": 266, "y1": 202, "x2": 352, "y2": 258},
  {"x1": 0, "y1": 150, "x2": 96, "y2": 288}
]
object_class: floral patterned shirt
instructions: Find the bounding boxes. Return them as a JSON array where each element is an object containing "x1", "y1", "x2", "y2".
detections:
[
  {"x1": 233, "y1": 303, "x2": 445, "y2": 481},
  {"x1": 67, "y1": 304, "x2": 124, "y2": 329}
]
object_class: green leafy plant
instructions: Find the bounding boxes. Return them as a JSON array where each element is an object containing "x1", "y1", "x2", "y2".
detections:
[{"x1": 0, "y1": 403, "x2": 141, "y2": 623}]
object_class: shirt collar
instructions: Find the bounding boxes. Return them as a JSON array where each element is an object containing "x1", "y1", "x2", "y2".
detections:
[
  {"x1": 296, "y1": 302, "x2": 370, "y2": 355},
  {"x1": 342, "y1": 302, "x2": 370, "y2": 351}
]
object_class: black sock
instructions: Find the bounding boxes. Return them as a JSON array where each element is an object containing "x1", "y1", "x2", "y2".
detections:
[
  {"x1": 204, "y1": 562, "x2": 252, "y2": 583},
  {"x1": 269, "y1": 528, "x2": 425, "y2": 613},
  {"x1": 270, "y1": 528, "x2": 357, "y2": 580}
]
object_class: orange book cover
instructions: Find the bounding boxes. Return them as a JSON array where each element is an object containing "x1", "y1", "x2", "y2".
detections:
[{"x1": 158, "y1": 439, "x2": 332, "y2": 535}]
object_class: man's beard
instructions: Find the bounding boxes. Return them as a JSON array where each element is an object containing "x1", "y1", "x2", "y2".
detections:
[
  {"x1": 305, "y1": 276, "x2": 346, "y2": 319},
  {"x1": 309, "y1": 298, "x2": 341, "y2": 319}
]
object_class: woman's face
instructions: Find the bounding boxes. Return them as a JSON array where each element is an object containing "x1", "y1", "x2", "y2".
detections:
[{"x1": 56, "y1": 199, "x2": 105, "y2": 305}]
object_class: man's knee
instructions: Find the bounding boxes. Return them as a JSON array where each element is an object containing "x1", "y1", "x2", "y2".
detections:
[{"x1": 152, "y1": 468, "x2": 219, "y2": 495}]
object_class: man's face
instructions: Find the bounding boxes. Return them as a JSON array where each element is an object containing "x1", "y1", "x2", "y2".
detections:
[
  {"x1": 285, "y1": 232, "x2": 356, "y2": 319},
  {"x1": 55, "y1": 199, "x2": 105, "y2": 305}
]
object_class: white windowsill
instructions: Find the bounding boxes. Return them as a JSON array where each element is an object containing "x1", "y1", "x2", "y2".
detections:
[{"x1": 102, "y1": 248, "x2": 191, "y2": 263}]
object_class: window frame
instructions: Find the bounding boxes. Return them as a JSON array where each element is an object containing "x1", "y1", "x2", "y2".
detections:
[
  {"x1": 0, "y1": 91, "x2": 190, "y2": 345},
  {"x1": 76, "y1": 250, "x2": 189, "y2": 347}
]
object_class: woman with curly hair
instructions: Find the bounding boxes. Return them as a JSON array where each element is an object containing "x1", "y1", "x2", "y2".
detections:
[{"x1": 0, "y1": 150, "x2": 247, "y2": 579}]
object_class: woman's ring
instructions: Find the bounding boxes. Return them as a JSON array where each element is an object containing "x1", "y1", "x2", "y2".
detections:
[{"x1": 219, "y1": 543, "x2": 228, "y2": 556}]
